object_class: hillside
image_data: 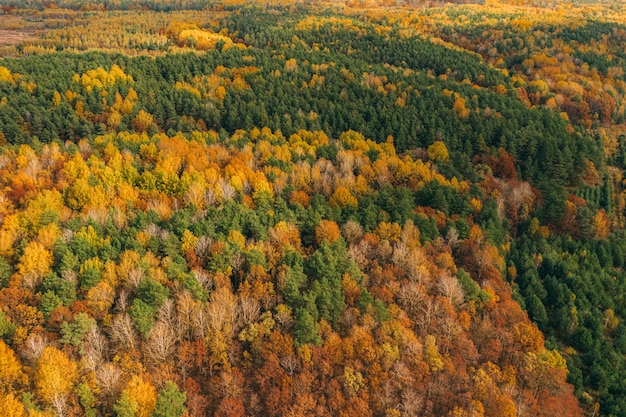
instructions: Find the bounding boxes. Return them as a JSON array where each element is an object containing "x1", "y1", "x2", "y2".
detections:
[{"x1": 0, "y1": 1, "x2": 625, "y2": 416}]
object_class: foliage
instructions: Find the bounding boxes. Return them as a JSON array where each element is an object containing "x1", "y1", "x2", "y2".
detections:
[
  {"x1": 153, "y1": 382, "x2": 187, "y2": 417},
  {"x1": 0, "y1": 1, "x2": 624, "y2": 416}
]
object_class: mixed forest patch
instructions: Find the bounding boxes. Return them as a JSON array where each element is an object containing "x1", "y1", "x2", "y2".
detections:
[{"x1": 0, "y1": 1, "x2": 625, "y2": 416}]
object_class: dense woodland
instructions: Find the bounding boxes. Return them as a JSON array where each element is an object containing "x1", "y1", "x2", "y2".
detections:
[{"x1": 0, "y1": 1, "x2": 625, "y2": 416}]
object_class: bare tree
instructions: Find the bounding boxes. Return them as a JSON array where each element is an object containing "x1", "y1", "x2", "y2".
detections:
[
  {"x1": 230, "y1": 252, "x2": 245, "y2": 274},
  {"x1": 145, "y1": 223, "x2": 161, "y2": 237},
  {"x1": 347, "y1": 243, "x2": 369, "y2": 270},
  {"x1": 417, "y1": 296, "x2": 442, "y2": 333},
  {"x1": 82, "y1": 326, "x2": 108, "y2": 371},
  {"x1": 219, "y1": 179, "x2": 236, "y2": 201},
  {"x1": 274, "y1": 305, "x2": 293, "y2": 330},
  {"x1": 176, "y1": 291, "x2": 197, "y2": 341},
  {"x1": 396, "y1": 282, "x2": 427, "y2": 319},
  {"x1": 445, "y1": 227, "x2": 459, "y2": 247},
  {"x1": 145, "y1": 321, "x2": 176, "y2": 366},
  {"x1": 341, "y1": 220, "x2": 363, "y2": 244},
  {"x1": 51, "y1": 393, "x2": 68, "y2": 417},
  {"x1": 437, "y1": 273, "x2": 465, "y2": 309},
  {"x1": 400, "y1": 387, "x2": 423, "y2": 417},
  {"x1": 95, "y1": 362, "x2": 123, "y2": 403},
  {"x1": 238, "y1": 297, "x2": 261, "y2": 327},
  {"x1": 192, "y1": 305, "x2": 209, "y2": 341},
  {"x1": 115, "y1": 289, "x2": 129, "y2": 312},
  {"x1": 22, "y1": 332, "x2": 48, "y2": 363},
  {"x1": 194, "y1": 237, "x2": 213, "y2": 260},
  {"x1": 374, "y1": 379, "x2": 397, "y2": 413},
  {"x1": 205, "y1": 188, "x2": 218, "y2": 207},
  {"x1": 126, "y1": 267, "x2": 144, "y2": 290},
  {"x1": 158, "y1": 298, "x2": 177, "y2": 332},
  {"x1": 192, "y1": 268, "x2": 213, "y2": 292},
  {"x1": 280, "y1": 354, "x2": 300, "y2": 377},
  {"x1": 110, "y1": 313, "x2": 137, "y2": 351}
]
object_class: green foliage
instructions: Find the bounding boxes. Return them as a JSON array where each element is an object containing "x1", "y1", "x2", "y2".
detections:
[
  {"x1": 79, "y1": 264, "x2": 103, "y2": 290},
  {"x1": 0, "y1": 258, "x2": 14, "y2": 289},
  {"x1": 0, "y1": 310, "x2": 16, "y2": 341},
  {"x1": 293, "y1": 308, "x2": 321, "y2": 346},
  {"x1": 40, "y1": 291, "x2": 62, "y2": 320},
  {"x1": 42, "y1": 273, "x2": 77, "y2": 307},
  {"x1": 0, "y1": 14, "x2": 599, "y2": 188},
  {"x1": 22, "y1": 392, "x2": 41, "y2": 414},
  {"x1": 136, "y1": 277, "x2": 169, "y2": 307},
  {"x1": 130, "y1": 299, "x2": 158, "y2": 337},
  {"x1": 57, "y1": 250, "x2": 80, "y2": 274},
  {"x1": 283, "y1": 264, "x2": 308, "y2": 309},
  {"x1": 306, "y1": 239, "x2": 348, "y2": 326},
  {"x1": 153, "y1": 382, "x2": 187, "y2": 417},
  {"x1": 76, "y1": 383, "x2": 98, "y2": 417},
  {"x1": 114, "y1": 392, "x2": 136, "y2": 417},
  {"x1": 457, "y1": 269, "x2": 490, "y2": 304},
  {"x1": 415, "y1": 181, "x2": 471, "y2": 217},
  {"x1": 509, "y1": 231, "x2": 626, "y2": 416},
  {"x1": 526, "y1": 294, "x2": 548, "y2": 328},
  {"x1": 60, "y1": 312, "x2": 96, "y2": 351}
]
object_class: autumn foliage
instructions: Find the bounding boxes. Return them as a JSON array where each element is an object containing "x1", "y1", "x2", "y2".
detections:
[{"x1": 0, "y1": 1, "x2": 624, "y2": 416}]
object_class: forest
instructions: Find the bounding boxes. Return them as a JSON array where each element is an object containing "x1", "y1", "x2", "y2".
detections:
[{"x1": 0, "y1": 0, "x2": 625, "y2": 416}]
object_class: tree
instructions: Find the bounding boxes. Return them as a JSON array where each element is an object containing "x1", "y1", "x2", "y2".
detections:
[
  {"x1": 427, "y1": 141, "x2": 450, "y2": 163},
  {"x1": 214, "y1": 397, "x2": 245, "y2": 417},
  {"x1": 153, "y1": 382, "x2": 187, "y2": 417},
  {"x1": 453, "y1": 94, "x2": 470, "y2": 118},
  {"x1": 0, "y1": 310, "x2": 16, "y2": 340},
  {"x1": 0, "y1": 393, "x2": 27, "y2": 417},
  {"x1": 523, "y1": 349, "x2": 567, "y2": 399},
  {"x1": 76, "y1": 383, "x2": 98, "y2": 417},
  {"x1": 145, "y1": 321, "x2": 176, "y2": 365},
  {"x1": 18, "y1": 241, "x2": 53, "y2": 288},
  {"x1": 0, "y1": 340, "x2": 27, "y2": 394},
  {"x1": 35, "y1": 347, "x2": 78, "y2": 416},
  {"x1": 306, "y1": 239, "x2": 348, "y2": 326},
  {"x1": 330, "y1": 186, "x2": 358, "y2": 210},
  {"x1": 293, "y1": 308, "x2": 320, "y2": 346},
  {"x1": 315, "y1": 220, "x2": 341, "y2": 245},
  {"x1": 114, "y1": 392, "x2": 138, "y2": 417},
  {"x1": 423, "y1": 335, "x2": 444, "y2": 372},
  {"x1": 132, "y1": 110, "x2": 154, "y2": 133},
  {"x1": 592, "y1": 210, "x2": 611, "y2": 240},
  {"x1": 114, "y1": 375, "x2": 157, "y2": 417},
  {"x1": 60, "y1": 312, "x2": 96, "y2": 351}
]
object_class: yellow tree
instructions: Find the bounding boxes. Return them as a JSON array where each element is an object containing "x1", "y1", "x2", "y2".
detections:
[
  {"x1": 523, "y1": 349, "x2": 567, "y2": 399},
  {"x1": 0, "y1": 393, "x2": 27, "y2": 417},
  {"x1": 427, "y1": 141, "x2": 450, "y2": 163},
  {"x1": 330, "y1": 186, "x2": 358, "y2": 209},
  {"x1": 0, "y1": 340, "x2": 27, "y2": 394},
  {"x1": 453, "y1": 94, "x2": 470, "y2": 118},
  {"x1": 18, "y1": 241, "x2": 53, "y2": 288},
  {"x1": 35, "y1": 347, "x2": 78, "y2": 416},
  {"x1": 115, "y1": 375, "x2": 157, "y2": 417},
  {"x1": 132, "y1": 110, "x2": 154, "y2": 133},
  {"x1": 592, "y1": 209, "x2": 611, "y2": 240}
]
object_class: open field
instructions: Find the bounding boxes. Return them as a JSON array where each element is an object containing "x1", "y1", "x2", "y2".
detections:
[{"x1": 0, "y1": 29, "x2": 37, "y2": 46}]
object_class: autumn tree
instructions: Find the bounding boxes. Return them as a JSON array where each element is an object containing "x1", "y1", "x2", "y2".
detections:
[
  {"x1": 35, "y1": 346, "x2": 78, "y2": 416},
  {"x1": 114, "y1": 375, "x2": 157, "y2": 417},
  {"x1": 0, "y1": 393, "x2": 27, "y2": 417},
  {"x1": 0, "y1": 340, "x2": 27, "y2": 394}
]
